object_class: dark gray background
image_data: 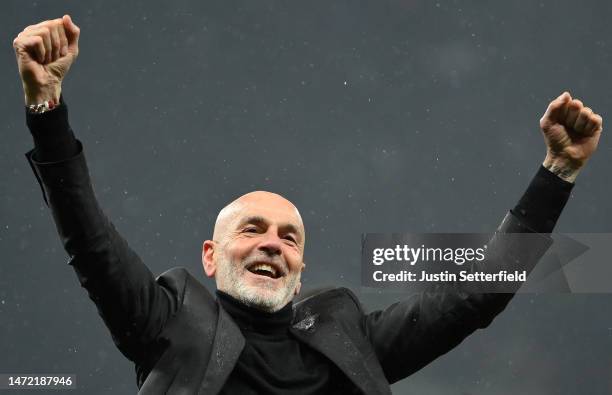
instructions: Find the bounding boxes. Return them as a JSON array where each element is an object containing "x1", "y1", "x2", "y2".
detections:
[{"x1": 2, "y1": 1, "x2": 611, "y2": 394}]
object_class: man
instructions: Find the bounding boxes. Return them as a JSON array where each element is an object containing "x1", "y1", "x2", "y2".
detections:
[{"x1": 13, "y1": 15, "x2": 603, "y2": 395}]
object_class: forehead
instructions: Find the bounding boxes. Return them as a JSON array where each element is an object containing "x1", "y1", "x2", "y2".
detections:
[
  {"x1": 214, "y1": 192, "x2": 305, "y2": 239},
  {"x1": 231, "y1": 199, "x2": 303, "y2": 231}
]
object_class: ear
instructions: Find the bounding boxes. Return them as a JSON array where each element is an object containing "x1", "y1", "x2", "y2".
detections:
[
  {"x1": 294, "y1": 261, "x2": 305, "y2": 296},
  {"x1": 202, "y1": 240, "x2": 216, "y2": 278}
]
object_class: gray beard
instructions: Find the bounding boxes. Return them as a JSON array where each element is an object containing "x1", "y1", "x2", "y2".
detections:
[{"x1": 215, "y1": 257, "x2": 298, "y2": 313}]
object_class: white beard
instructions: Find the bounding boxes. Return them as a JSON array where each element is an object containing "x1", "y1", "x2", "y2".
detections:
[{"x1": 215, "y1": 252, "x2": 299, "y2": 313}]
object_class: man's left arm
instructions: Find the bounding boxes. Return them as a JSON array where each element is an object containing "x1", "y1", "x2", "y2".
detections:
[{"x1": 364, "y1": 92, "x2": 604, "y2": 383}]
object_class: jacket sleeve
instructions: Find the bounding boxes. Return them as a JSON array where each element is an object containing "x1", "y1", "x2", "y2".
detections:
[
  {"x1": 363, "y1": 211, "x2": 554, "y2": 383},
  {"x1": 363, "y1": 163, "x2": 576, "y2": 383},
  {"x1": 24, "y1": 104, "x2": 183, "y2": 364}
]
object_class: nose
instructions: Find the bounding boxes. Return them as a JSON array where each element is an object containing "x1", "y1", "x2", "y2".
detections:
[{"x1": 257, "y1": 230, "x2": 283, "y2": 257}]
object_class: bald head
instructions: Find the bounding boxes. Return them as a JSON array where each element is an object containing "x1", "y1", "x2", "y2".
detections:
[
  {"x1": 213, "y1": 191, "x2": 305, "y2": 246},
  {"x1": 203, "y1": 191, "x2": 306, "y2": 312}
]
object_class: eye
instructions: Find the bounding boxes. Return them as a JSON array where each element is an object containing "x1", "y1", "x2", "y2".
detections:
[
  {"x1": 243, "y1": 227, "x2": 259, "y2": 233},
  {"x1": 283, "y1": 235, "x2": 297, "y2": 243}
]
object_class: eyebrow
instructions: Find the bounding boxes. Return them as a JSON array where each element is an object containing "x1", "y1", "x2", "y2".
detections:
[{"x1": 237, "y1": 216, "x2": 302, "y2": 240}]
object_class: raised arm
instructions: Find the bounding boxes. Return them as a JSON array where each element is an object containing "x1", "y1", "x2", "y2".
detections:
[
  {"x1": 13, "y1": 15, "x2": 182, "y2": 364},
  {"x1": 364, "y1": 92, "x2": 604, "y2": 383}
]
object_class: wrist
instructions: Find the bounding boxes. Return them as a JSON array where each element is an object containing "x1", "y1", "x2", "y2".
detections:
[
  {"x1": 542, "y1": 152, "x2": 582, "y2": 183},
  {"x1": 23, "y1": 83, "x2": 62, "y2": 106}
]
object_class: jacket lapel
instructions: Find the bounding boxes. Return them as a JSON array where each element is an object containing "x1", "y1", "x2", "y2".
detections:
[
  {"x1": 199, "y1": 305, "x2": 245, "y2": 395},
  {"x1": 290, "y1": 315, "x2": 391, "y2": 395}
]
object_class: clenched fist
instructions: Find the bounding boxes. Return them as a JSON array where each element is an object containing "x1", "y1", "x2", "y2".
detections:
[
  {"x1": 12, "y1": 15, "x2": 80, "y2": 106},
  {"x1": 539, "y1": 92, "x2": 603, "y2": 182}
]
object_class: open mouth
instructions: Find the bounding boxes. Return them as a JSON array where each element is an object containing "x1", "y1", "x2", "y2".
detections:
[{"x1": 246, "y1": 262, "x2": 282, "y2": 279}]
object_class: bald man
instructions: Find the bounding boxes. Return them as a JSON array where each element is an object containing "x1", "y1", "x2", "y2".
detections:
[
  {"x1": 15, "y1": 16, "x2": 603, "y2": 395},
  {"x1": 203, "y1": 191, "x2": 306, "y2": 313}
]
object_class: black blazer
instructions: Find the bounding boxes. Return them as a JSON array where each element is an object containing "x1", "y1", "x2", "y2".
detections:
[{"x1": 25, "y1": 141, "x2": 553, "y2": 395}]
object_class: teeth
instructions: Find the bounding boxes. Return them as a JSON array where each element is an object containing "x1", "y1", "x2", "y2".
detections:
[{"x1": 250, "y1": 263, "x2": 277, "y2": 277}]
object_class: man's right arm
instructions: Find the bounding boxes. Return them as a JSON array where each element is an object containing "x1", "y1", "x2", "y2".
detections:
[{"x1": 15, "y1": 16, "x2": 182, "y2": 364}]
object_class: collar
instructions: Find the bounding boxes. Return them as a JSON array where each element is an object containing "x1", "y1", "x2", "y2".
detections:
[{"x1": 216, "y1": 290, "x2": 293, "y2": 336}]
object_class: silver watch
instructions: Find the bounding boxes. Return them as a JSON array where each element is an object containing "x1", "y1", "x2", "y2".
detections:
[{"x1": 27, "y1": 99, "x2": 56, "y2": 114}]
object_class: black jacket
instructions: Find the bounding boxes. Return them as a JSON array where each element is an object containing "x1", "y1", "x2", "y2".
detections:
[{"x1": 25, "y1": 137, "x2": 555, "y2": 394}]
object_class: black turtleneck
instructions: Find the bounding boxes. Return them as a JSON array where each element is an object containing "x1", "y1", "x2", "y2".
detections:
[
  {"x1": 217, "y1": 290, "x2": 294, "y2": 335},
  {"x1": 216, "y1": 290, "x2": 358, "y2": 394}
]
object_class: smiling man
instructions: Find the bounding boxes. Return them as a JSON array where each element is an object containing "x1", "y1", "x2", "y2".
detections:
[
  {"x1": 13, "y1": 15, "x2": 604, "y2": 395},
  {"x1": 204, "y1": 192, "x2": 306, "y2": 313}
]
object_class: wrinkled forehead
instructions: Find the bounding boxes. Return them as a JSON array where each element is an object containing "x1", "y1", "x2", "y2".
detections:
[
  {"x1": 239, "y1": 198, "x2": 301, "y2": 221},
  {"x1": 214, "y1": 197, "x2": 305, "y2": 240}
]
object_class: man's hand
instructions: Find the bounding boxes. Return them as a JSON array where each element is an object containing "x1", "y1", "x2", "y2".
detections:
[
  {"x1": 12, "y1": 15, "x2": 80, "y2": 106},
  {"x1": 539, "y1": 92, "x2": 603, "y2": 183}
]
